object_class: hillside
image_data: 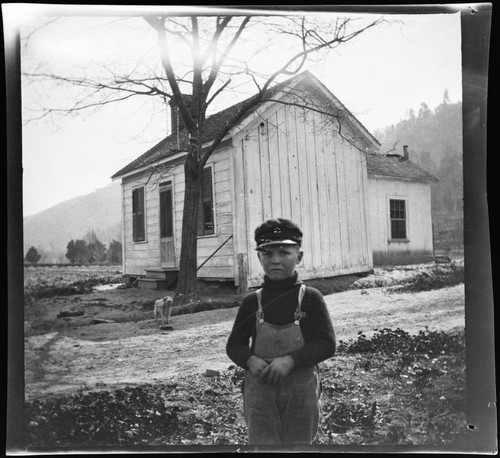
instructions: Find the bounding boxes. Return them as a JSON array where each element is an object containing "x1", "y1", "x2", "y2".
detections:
[
  {"x1": 23, "y1": 182, "x2": 122, "y2": 262},
  {"x1": 373, "y1": 98, "x2": 462, "y2": 170},
  {"x1": 373, "y1": 98, "x2": 463, "y2": 253}
]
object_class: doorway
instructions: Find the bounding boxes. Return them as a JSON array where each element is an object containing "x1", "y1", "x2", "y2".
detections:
[{"x1": 160, "y1": 182, "x2": 175, "y2": 268}]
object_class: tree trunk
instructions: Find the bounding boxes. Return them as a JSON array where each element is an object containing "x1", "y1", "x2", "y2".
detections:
[{"x1": 175, "y1": 147, "x2": 202, "y2": 305}]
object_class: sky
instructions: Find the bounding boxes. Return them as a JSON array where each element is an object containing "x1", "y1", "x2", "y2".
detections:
[{"x1": 5, "y1": 5, "x2": 463, "y2": 217}]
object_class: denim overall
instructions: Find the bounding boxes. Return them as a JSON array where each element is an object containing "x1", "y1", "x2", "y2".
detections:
[{"x1": 243, "y1": 284, "x2": 321, "y2": 445}]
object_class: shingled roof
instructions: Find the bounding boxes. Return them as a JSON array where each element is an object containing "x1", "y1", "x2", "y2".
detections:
[
  {"x1": 111, "y1": 97, "x2": 251, "y2": 179},
  {"x1": 366, "y1": 154, "x2": 438, "y2": 182},
  {"x1": 111, "y1": 78, "x2": 290, "y2": 179}
]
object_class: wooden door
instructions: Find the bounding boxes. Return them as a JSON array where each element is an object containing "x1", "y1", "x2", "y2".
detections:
[{"x1": 160, "y1": 183, "x2": 175, "y2": 267}]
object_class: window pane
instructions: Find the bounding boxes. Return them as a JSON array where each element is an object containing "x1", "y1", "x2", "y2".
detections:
[
  {"x1": 197, "y1": 167, "x2": 214, "y2": 236},
  {"x1": 391, "y1": 220, "x2": 406, "y2": 239},
  {"x1": 389, "y1": 199, "x2": 406, "y2": 239},
  {"x1": 133, "y1": 187, "x2": 144, "y2": 213},
  {"x1": 132, "y1": 187, "x2": 145, "y2": 242},
  {"x1": 390, "y1": 199, "x2": 405, "y2": 219},
  {"x1": 203, "y1": 201, "x2": 214, "y2": 232},
  {"x1": 160, "y1": 189, "x2": 173, "y2": 238}
]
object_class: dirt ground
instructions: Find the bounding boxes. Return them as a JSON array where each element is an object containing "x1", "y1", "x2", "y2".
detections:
[{"x1": 24, "y1": 271, "x2": 465, "y2": 401}]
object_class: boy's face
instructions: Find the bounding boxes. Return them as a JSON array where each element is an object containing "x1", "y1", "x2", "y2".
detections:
[{"x1": 257, "y1": 244, "x2": 303, "y2": 281}]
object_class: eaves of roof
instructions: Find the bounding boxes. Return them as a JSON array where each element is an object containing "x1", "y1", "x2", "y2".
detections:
[{"x1": 366, "y1": 154, "x2": 438, "y2": 182}]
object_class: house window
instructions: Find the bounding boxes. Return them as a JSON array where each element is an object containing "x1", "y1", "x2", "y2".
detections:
[
  {"x1": 197, "y1": 166, "x2": 214, "y2": 236},
  {"x1": 132, "y1": 187, "x2": 145, "y2": 242},
  {"x1": 389, "y1": 199, "x2": 407, "y2": 240},
  {"x1": 160, "y1": 184, "x2": 173, "y2": 238}
]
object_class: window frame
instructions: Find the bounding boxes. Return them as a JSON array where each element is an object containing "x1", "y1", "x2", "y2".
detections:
[
  {"x1": 159, "y1": 181, "x2": 174, "y2": 239},
  {"x1": 388, "y1": 197, "x2": 409, "y2": 242},
  {"x1": 197, "y1": 165, "x2": 216, "y2": 237},
  {"x1": 132, "y1": 186, "x2": 146, "y2": 243}
]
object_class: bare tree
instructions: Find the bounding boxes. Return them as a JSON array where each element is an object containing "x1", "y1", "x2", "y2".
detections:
[{"x1": 23, "y1": 12, "x2": 383, "y2": 305}]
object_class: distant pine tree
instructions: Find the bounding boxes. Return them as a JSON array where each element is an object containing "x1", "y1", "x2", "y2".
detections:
[
  {"x1": 108, "y1": 240, "x2": 122, "y2": 265},
  {"x1": 25, "y1": 246, "x2": 42, "y2": 264},
  {"x1": 85, "y1": 230, "x2": 108, "y2": 263},
  {"x1": 66, "y1": 239, "x2": 90, "y2": 264}
]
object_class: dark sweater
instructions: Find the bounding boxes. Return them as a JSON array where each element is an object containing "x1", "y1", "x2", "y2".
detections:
[{"x1": 226, "y1": 272, "x2": 336, "y2": 369}]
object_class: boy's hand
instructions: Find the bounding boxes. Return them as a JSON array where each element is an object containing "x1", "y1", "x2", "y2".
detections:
[
  {"x1": 260, "y1": 356, "x2": 295, "y2": 385},
  {"x1": 246, "y1": 355, "x2": 269, "y2": 380}
]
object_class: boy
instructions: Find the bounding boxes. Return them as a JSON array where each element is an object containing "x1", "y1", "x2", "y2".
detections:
[{"x1": 226, "y1": 218, "x2": 336, "y2": 446}]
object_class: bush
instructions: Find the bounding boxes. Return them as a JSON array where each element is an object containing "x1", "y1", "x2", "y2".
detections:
[
  {"x1": 26, "y1": 373, "x2": 248, "y2": 448},
  {"x1": 26, "y1": 386, "x2": 180, "y2": 447},
  {"x1": 388, "y1": 262, "x2": 464, "y2": 294},
  {"x1": 337, "y1": 328, "x2": 464, "y2": 356},
  {"x1": 323, "y1": 400, "x2": 380, "y2": 433}
]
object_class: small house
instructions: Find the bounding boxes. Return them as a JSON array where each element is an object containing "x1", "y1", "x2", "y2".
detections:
[
  {"x1": 366, "y1": 147, "x2": 438, "y2": 265},
  {"x1": 112, "y1": 71, "x2": 437, "y2": 290}
]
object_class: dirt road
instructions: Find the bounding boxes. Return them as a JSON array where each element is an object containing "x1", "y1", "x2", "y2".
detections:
[{"x1": 25, "y1": 284, "x2": 464, "y2": 401}]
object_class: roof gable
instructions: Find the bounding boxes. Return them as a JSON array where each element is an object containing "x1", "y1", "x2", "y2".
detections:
[
  {"x1": 112, "y1": 71, "x2": 379, "y2": 179},
  {"x1": 366, "y1": 154, "x2": 438, "y2": 182}
]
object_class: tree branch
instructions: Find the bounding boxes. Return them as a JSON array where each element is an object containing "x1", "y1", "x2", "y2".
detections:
[
  {"x1": 199, "y1": 16, "x2": 232, "y2": 68},
  {"x1": 203, "y1": 16, "x2": 251, "y2": 102},
  {"x1": 145, "y1": 16, "x2": 196, "y2": 133},
  {"x1": 191, "y1": 15, "x2": 204, "y2": 143}
]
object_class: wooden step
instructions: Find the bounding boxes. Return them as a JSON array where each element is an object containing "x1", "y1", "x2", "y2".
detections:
[
  {"x1": 145, "y1": 269, "x2": 169, "y2": 280},
  {"x1": 137, "y1": 278, "x2": 169, "y2": 290},
  {"x1": 144, "y1": 268, "x2": 179, "y2": 289}
]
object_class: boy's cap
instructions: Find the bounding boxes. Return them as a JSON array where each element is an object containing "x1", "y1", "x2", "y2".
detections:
[{"x1": 254, "y1": 218, "x2": 303, "y2": 250}]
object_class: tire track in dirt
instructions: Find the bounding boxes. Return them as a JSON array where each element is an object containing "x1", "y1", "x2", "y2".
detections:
[{"x1": 25, "y1": 331, "x2": 64, "y2": 383}]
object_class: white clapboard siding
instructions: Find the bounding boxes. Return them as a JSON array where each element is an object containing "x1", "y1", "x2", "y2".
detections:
[
  {"x1": 259, "y1": 122, "x2": 273, "y2": 220},
  {"x1": 295, "y1": 107, "x2": 313, "y2": 271},
  {"x1": 368, "y1": 176, "x2": 434, "y2": 265},
  {"x1": 304, "y1": 108, "x2": 322, "y2": 269},
  {"x1": 313, "y1": 111, "x2": 332, "y2": 268},
  {"x1": 233, "y1": 98, "x2": 373, "y2": 287},
  {"x1": 201, "y1": 149, "x2": 235, "y2": 278},
  {"x1": 286, "y1": 105, "x2": 302, "y2": 225},
  {"x1": 121, "y1": 147, "x2": 234, "y2": 278},
  {"x1": 122, "y1": 175, "x2": 170, "y2": 275}
]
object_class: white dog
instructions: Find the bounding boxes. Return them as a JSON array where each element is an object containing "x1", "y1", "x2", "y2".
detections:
[{"x1": 154, "y1": 296, "x2": 174, "y2": 325}]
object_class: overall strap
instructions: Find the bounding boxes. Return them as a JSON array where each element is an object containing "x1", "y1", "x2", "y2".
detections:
[
  {"x1": 298, "y1": 284, "x2": 306, "y2": 308},
  {"x1": 294, "y1": 284, "x2": 307, "y2": 323},
  {"x1": 256, "y1": 289, "x2": 264, "y2": 322}
]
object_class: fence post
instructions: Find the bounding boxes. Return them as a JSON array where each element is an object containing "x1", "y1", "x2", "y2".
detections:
[{"x1": 237, "y1": 253, "x2": 248, "y2": 294}]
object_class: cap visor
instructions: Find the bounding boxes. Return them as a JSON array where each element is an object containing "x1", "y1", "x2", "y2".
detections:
[{"x1": 255, "y1": 240, "x2": 299, "y2": 250}]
